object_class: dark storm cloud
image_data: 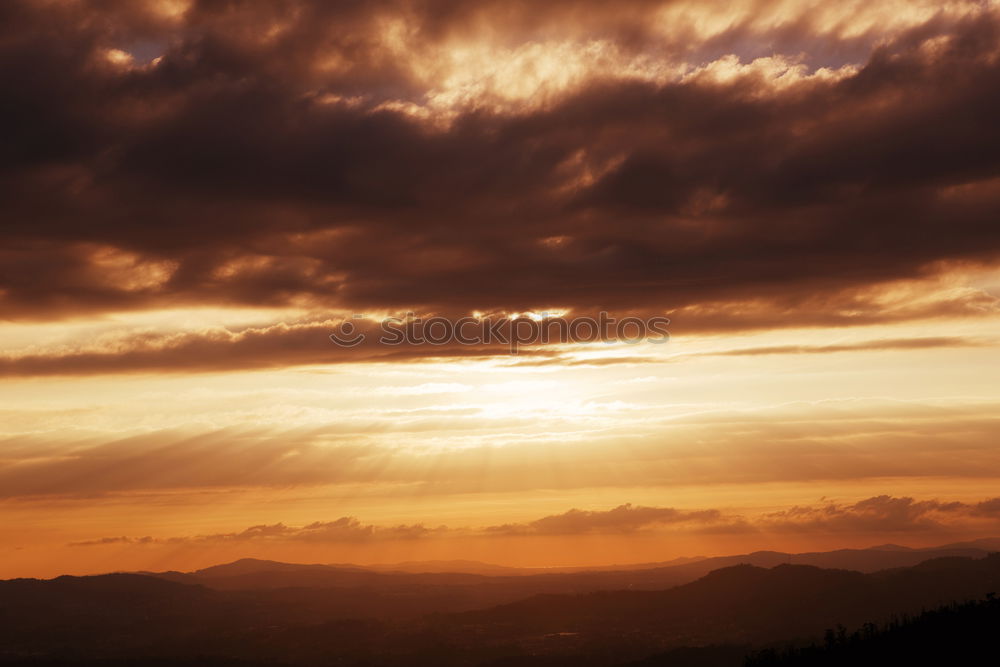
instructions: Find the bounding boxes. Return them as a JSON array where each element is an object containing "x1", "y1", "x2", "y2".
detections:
[{"x1": 2, "y1": 0, "x2": 1000, "y2": 338}]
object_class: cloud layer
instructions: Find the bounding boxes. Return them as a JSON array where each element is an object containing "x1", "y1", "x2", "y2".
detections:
[
  {"x1": 66, "y1": 495, "x2": 1000, "y2": 547},
  {"x1": 3, "y1": 0, "x2": 1000, "y2": 342}
]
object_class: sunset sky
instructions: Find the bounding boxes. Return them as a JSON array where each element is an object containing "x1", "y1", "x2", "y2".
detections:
[{"x1": 2, "y1": 0, "x2": 1000, "y2": 578}]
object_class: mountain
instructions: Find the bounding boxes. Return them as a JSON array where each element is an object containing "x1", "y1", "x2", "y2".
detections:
[
  {"x1": 443, "y1": 554, "x2": 1000, "y2": 649},
  {"x1": 927, "y1": 536, "x2": 1000, "y2": 551},
  {"x1": 137, "y1": 539, "x2": 1000, "y2": 606},
  {"x1": 784, "y1": 545, "x2": 995, "y2": 570},
  {"x1": 0, "y1": 574, "x2": 236, "y2": 659},
  {"x1": 3, "y1": 553, "x2": 1000, "y2": 666},
  {"x1": 363, "y1": 559, "x2": 535, "y2": 576},
  {"x1": 195, "y1": 557, "x2": 368, "y2": 577}
]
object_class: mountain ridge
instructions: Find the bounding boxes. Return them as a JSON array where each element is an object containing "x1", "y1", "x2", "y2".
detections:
[
  {"x1": 129, "y1": 536, "x2": 1000, "y2": 583},
  {"x1": 3, "y1": 553, "x2": 999, "y2": 666}
]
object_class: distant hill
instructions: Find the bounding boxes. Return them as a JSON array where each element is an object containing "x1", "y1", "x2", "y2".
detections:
[
  {"x1": 446, "y1": 554, "x2": 1000, "y2": 647},
  {"x1": 2, "y1": 553, "x2": 999, "y2": 665},
  {"x1": 926, "y1": 536, "x2": 1000, "y2": 551},
  {"x1": 132, "y1": 540, "x2": 1000, "y2": 612},
  {"x1": 363, "y1": 559, "x2": 535, "y2": 576}
]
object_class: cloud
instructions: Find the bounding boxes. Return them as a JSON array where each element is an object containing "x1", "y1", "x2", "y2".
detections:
[
  {"x1": 64, "y1": 505, "x2": 738, "y2": 548},
  {"x1": 0, "y1": 0, "x2": 999, "y2": 349},
  {"x1": 68, "y1": 536, "x2": 155, "y2": 547},
  {"x1": 971, "y1": 497, "x2": 1000, "y2": 518},
  {"x1": 65, "y1": 495, "x2": 1000, "y2": 547},
  {"x1": 512, "y1": 334, "x2": 990, "y2": 368},
  {"x1": 484, "y1": 496, "x2": 1000, "y2": 539},
  {"x1": 0, "y1": 307, "x2": 994, "y2": 378},
  {"x1": 761, "y1": 495, "x2": 972, "y2": 533},
  {"x1": 703, "y1": 337, "x2": 991, "y2": 357},
  {"x1": 68, "y1": 518, "x2": 443, "y2": 547},
  {"x1": 192, "y1": 518, "x2": 447, "y2": 544},
  {"x1": 485, "y1": 503, "x2": 725, "y2": 535},
  {"x1": 4, "y1": 398, "x2": 1000, "y2": 499},
  {"x1": 0, "y1": 427, "x2": 381, "y2": 498}
]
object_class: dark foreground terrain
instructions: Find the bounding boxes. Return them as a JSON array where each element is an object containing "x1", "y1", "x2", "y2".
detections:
[{"x1": 1, "y1": 546, "x2": 998, "y2": 666}]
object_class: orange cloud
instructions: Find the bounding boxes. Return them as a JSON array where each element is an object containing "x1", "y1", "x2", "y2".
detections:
[{"x1": 64, "y1": 496, "x2": 1000, "y2": 548}]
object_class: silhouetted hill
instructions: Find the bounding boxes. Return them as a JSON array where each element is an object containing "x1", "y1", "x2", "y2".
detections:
[
  {"x1": 446, "y1": 554, "x2": 1000, "y2": 647},
  {"x1": 134, "y1": 540, "x2": 1000, "y2": 615},
  {"x1": 625, "y1": 645, "x2": 748, "y2": 667},
  {"x1": 745, "y1": 595, "x2": 1000, "y2": 666},
  {"x1": 0, "y1": 574, "x2": 239, "y2": 659},
  {"x1": 190, "y1": 558, "x2": 493, "y2": 589},
  {"x1": 636, "y1": 544, "x2": 998, "y2": 583},
  {"x1": 3, "y1": 553, "x2": 999, "y2": 666}
]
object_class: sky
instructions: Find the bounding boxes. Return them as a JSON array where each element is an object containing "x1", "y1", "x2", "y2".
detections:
[{"x1": 2, "y1": 0, "x2": 1000, "y2": 578}]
